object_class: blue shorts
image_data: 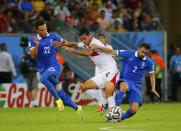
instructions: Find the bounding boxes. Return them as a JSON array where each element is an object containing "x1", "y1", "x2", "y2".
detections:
[
  {"x1": 116, "y1": 79, "x2": 142, "y2": 105},
  {"x1": 40, "y1": 64, "x2": 62, "y2": 83}
]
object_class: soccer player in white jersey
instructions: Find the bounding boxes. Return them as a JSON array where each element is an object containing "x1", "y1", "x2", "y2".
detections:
[
  {"x1": 53, "y1": 29, "x2": 119, "y2": 111},
  {"x1": 85, "y1": 33, "x2": 113, "y2": 112}
]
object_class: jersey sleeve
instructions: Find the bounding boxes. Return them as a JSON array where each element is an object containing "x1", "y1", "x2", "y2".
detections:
[
  {"x1": 28, "y1": 37, "x2": 35, "y2": 49},
  {"x1": 77, "y1": 42, "x2": 84, "y2": 48},
  {"x1": 106, "y1": 44, "x2": 113, "y2": 50},
  {"x1": 53, "y1": 33, "x2": 63, "y2": 42},
  {"x1": 116, "y1": 50, "x2": 131, "y2": 58},
  {"x1": 91, "y1": 39, "x2": 105, "y2": 47}
]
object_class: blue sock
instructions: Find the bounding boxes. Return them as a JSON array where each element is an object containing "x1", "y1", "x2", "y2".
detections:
[
  {"x1": 57, "y1": 89, "x2": 78, "y2": 110},
  {"x1": 115, "y1": 91, "x2": 125, "y2": 106},
  {"x1": 41, "y1": 79, "x2": 60, "y2": 100},
  {"x1": 121, "y1": 109, "x2": 135, "y2": 120},
  {"x1": 49, "y1": 74, "x2": 78, "y2": 110}
]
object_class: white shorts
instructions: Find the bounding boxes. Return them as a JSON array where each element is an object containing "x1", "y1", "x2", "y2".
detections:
[{"x1": 90, "y1": 67, "x2": 119, "y2": 89}]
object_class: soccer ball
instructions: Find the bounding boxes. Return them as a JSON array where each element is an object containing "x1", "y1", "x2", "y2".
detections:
[{"x1": 106, "y1": 106, "x2": 122, "y2": 119}]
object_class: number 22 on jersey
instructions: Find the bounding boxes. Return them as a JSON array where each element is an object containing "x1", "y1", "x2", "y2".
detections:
[{"x1": 44, "y1": 46, "x2": 50, "y2": 54}]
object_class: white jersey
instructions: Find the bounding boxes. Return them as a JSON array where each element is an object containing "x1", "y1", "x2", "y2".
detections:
[
  {"x1": 78, "y1": 37, "x2": 117, "y2": 72},
  {"x1": 95, "y1": 44, "x2": 113, "y2": 75}
]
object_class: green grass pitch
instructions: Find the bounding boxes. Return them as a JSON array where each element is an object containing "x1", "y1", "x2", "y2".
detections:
[{"x1": 0, "y1": 103, "x2": 181, "y2": 131}]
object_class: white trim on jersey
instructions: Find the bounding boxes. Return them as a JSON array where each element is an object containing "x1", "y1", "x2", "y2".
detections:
[
  {"x1": 149, "y1": 71, "x2": 154, "y2": 74},
  {"x1": 37, "y1": 33, "x2": 50, "y2": 40},
  {"x1": 135, "y1": 51, "x2": 146, "y2": 60}
]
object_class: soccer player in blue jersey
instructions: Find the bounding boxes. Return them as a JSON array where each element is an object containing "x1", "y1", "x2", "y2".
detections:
[
  {"x1": 28, "y1": 20, "x2": 84, "y2": 119},
  {"x1": 90, "y1": 43, "x2": 160, "y2": 122}
]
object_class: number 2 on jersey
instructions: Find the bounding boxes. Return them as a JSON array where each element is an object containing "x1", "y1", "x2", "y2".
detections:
[
  {"x1": 44, "y1": 46, "x2": 50, "y2": 54},
  {"x1": 133, "y1": 66, "x2": 137, "y2": 72}
]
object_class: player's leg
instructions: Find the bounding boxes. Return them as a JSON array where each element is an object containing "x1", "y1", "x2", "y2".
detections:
[
  {"x1": 115, "y1": 81, "x2": 128, "y2": 106},
  {"x1": 55, "y1": 82, "x2": 78, "y2": 110},
  {"x1": 40, "y1": 70, "x2": 64, "y2": 111},
  {"x1": 47, "y1": 66, "x2": 78, "y2": 111},
  {"x1": 85, "y1": 89, "x2": 106, "y2": 104},
  {"x1": 104, "y1": 81, "x2": 115, "y2": 108},
  {"x1": 55, "y1": 82, "x2": 85, "y2": 119},
  {"x1": 79, "y1": 80, "x2": 98, "y2": 92},
  {"x1": 85, "y1": 89, "x2": 99, "y2": 100},
  {"x1": 120, "y1": 102, "x2": 139, "y2": 120},
  {"x1": 104, "y1": 70, "x2": 120, "y2": 109},
  {"x1": 40, "y1": 71, "x2": 60, "y2": 100},
  {"x1": 120, "y1": 83, "x2": 141, "y2": 121},
  {"x1": 85, "y1": 89, "x2": 106, "y2": 112},
  {"x1": 54, "y1": 65, "x2": 85, "y2": 119},
  {"x1": 97, "y1": 89, "x2": 107, "y2": 112}
]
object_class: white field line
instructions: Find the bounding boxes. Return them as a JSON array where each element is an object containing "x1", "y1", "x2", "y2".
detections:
[{"x1": 99, "y1": 125, "x2": 145, "y2": 131}]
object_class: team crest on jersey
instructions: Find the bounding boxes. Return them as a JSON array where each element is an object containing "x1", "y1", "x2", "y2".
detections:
[
  {"x1": 141, "y1": 62, "x2": 145, "y2": 69},
  {"x1": 50, "y1": 39, "x2": 53, "y2": 45},
  {"x1": 48, "y1": 67, "x2": 55, "y2": 71}
]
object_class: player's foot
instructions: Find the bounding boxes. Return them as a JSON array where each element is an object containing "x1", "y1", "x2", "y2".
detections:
[
  {"x1": 76, "y1": 105, "x2": 85, "y2": 120},
  {"x1": 96, "y1": 105, "x2": 103, "y2": 112},
  {"x1": 56, "y1": 99, "x2": 64, "y2": 111},
  {"x1": 121, "y1": 110, "x2": 125, "y2": 115},
  {"x1": 100, "y1": 103, "x2": 109, "y2": 115},
  {"x1": 105, "y1": 113, "x2": 120, "y2": 123},
  {"x1": 105, "y1": 118, "x2": 119, "y2": 123}
]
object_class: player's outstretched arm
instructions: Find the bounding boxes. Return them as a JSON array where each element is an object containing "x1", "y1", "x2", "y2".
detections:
[
  {"x1": 52, "y1": 40, "x2": 78, "y2": 48},
  {"x1": 149, "y1": 73, "x2": 160, "y2": 98},
  {"x1": 90, "y1": 44, "x2": 116, "y2": 55},
  {"x1": 62, "y1": 46, "x2": 93, "y2": 56}
]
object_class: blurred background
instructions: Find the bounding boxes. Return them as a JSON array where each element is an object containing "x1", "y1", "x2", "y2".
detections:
[{"x1": 0, "y1": 0, "x2": 180, "y2": 108}]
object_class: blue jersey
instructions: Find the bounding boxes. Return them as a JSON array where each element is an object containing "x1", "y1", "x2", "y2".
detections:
[
  {"x1": 28, "y1": 33, "x2": 63, "y2": 74},
  {"x1": 170, "y1": 55, "x2": 181, "y2": 73},
  {"x1": 116, "y1": 50, "x2": 154, "y2": 83}
]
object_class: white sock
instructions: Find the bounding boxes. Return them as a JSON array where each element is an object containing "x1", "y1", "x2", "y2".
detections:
[
  {"x1": 107, "y1": 96, "x2": 115, "y2": 108},
  {"x1": 97, "y1": 89, "x2": 107, "y2": 105}
]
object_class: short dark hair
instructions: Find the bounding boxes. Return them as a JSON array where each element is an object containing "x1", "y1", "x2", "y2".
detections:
[
  {"x1": 79, "y1": 28, "x2": 90, "y2": 36},
  {"x1": 139, "y1": 42, "x2": 151, "y2": 50},
  {"x1": 35, "y1": 20, "x2": 46, "y2": 29},
  {"x1": 0, "y1": 43, "x2": 7, "y2": 51}
]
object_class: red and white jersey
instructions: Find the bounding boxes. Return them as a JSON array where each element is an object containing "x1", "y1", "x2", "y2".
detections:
[
  {"x1": 95, "y1": 43, "x2": 113, "y2": 75},
  {"x1": 78, "y1": 37, "x2": 117, "y2": 72}
]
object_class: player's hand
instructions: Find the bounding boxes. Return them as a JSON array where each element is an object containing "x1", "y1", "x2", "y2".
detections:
[
  {"x1": 89, "y1": 44, "x2": 98, "y2": 50},
  {"x1": 151, "y1": 89, "x2": 160, "y2": 98},
  {"x1": 62, "y1": 46, "x2": 74, "y2": 52},
  {"x1": 33, "y1": 37, "x2": 39, "y2": 46},
  {"x1": 52, "y1": 40, "x2": 69, "y2": 48}
]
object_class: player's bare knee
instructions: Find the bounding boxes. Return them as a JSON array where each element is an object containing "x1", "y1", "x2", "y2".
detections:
[
  {"x1": 105, "y1": 85, "x2": 114, "y2": 97},
  {"x1": 130, "y1": 108, "x2": 138, "y2": 113},
  {"x1": 130, "y1": 106, "x2": 139, "y2": 113},
  {"x1": 80, "y1": 83, "x2": 87, "y2": 92},
  {"x1": 120, "y1": 82, "x2": 128, "y2": 92},
  {"x1": 55, "y1": 83, "x2": 62, "y2": 91}
]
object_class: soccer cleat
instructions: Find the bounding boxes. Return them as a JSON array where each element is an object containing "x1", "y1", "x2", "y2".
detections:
[
  {"x1": 56, "y1": 99, "x2": 64, "y2": 111},
  {"x1": 76, "y1": 105, "x2": 85, "y2": 120},
  {"x1": 105, "y1": 118, "x2": 119, "y2": 123},
  {"x1": 96, "y1": 105, "x2": 103, "y2": 112},
  {"x1": 100, "y1": 103, "x2": 109, "y2": 115},
  {"x1": 121, "y1": 110, "x2": 125, "y2": 115}
]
